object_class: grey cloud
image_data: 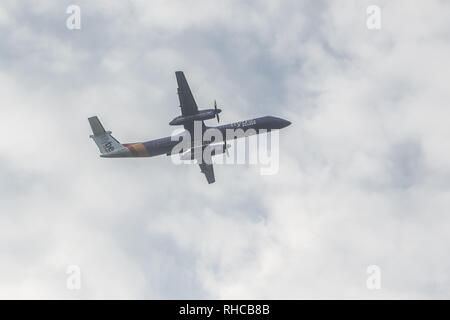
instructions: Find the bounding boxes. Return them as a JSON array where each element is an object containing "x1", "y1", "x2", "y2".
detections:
[{"x1": 0, "y1": 0, "x2": 450, "y2": 299}]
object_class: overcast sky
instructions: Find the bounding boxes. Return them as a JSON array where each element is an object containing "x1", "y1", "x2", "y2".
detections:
[{"x1": 1, "y1": 0, "x2": 450, "y2": 299}]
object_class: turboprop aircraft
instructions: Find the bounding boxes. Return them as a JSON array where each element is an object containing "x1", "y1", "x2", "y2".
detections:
[{"x1": 88, "y1": 71, "x2": 291, "y2": 184}]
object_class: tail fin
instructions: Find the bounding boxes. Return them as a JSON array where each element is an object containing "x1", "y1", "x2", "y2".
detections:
[{"x1": 88, "y1": 116, "x2": 129, "y2": 157}]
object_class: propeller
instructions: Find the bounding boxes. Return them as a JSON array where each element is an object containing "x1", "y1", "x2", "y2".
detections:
[
  {"x1": 214, "y1": 100, "x2": 220, "y2": 123},
  {"x1": 224, "y1": 142, "x2": 230, "y2": 157}
]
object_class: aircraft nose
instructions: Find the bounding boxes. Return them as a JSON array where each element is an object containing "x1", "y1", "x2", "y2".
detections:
[{"x1": 279, "y1": 118, "x2": 291, "y2": 128}]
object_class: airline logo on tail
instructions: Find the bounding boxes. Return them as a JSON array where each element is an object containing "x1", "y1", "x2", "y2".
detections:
[
  {"x1": 103, "y1": 142, "x2": 114, "y2": 153},
  {"x1": 88, "y1": 116, "x2": 130, "y2": 157}
]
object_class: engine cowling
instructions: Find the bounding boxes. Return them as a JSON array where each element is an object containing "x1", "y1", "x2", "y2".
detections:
[
  {"x1": 169, "y1": 109, "x2": 221, "y2": 125},
  {"x1": 180, "y1": 143, "x2": 230, "y2": 161}
]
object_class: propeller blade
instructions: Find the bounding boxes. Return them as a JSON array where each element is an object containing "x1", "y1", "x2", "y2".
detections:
[{"x1": 214, "y1": 100, "x2": 220, "y2": 123}]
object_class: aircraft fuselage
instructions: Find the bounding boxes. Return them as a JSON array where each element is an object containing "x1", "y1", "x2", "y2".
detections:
[{"x1": 102, "y1": 116, "x2": 290, "y2": 158}]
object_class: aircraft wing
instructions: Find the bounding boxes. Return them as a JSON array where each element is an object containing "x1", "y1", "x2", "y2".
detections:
[
  {"x1": 199, "y1": 162, "x2": 215, "y2": 184},
  {"x1": 176, "y1": 71, "x2": 199, "y2": 116}
]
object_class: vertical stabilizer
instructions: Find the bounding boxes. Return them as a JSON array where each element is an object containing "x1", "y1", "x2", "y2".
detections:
[{"x1": 88, "y1": 116, "x2": 129, "y2": 157}]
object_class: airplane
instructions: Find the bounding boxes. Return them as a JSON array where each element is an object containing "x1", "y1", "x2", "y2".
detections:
[{"x1": 88, "y1": 71, "x2": 291, "y2": 184}]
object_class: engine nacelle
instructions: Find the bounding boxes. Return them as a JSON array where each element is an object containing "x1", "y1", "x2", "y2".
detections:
[
  {"x1": 180, "y1": 143, "x2": 230, "y2": 161},
  {"x1": 169, "y1": 108, "x2": 221, "y2": 125}
]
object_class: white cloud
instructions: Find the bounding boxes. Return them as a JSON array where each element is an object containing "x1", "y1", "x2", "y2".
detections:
[{"x1": 0, "y1": 0, "x2": 450, "y2": 299}]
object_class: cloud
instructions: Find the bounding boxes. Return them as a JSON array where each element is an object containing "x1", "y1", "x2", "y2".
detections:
[{"x1": 0, "y1": 0, "x2": 449, "y2": 298}]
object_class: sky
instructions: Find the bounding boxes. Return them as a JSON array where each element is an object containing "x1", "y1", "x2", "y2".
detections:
[{"x1": 0, "y1": 0, "x2": 450, "y2": 299}]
